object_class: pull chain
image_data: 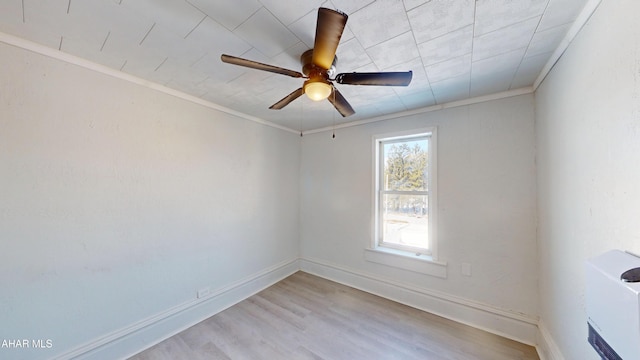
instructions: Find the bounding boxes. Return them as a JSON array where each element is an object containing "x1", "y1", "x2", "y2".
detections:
[
  {"x1": 332, "y1": 86, "x2": 336, "y2": 139},
  {"x1": 299, "y1": 95, "x2": 304, "y2": 137}
]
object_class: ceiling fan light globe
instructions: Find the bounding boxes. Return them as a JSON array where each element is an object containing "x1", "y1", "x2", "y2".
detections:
[{"x1": 304, "y1": 81, "x2": 332, "y2": 101}]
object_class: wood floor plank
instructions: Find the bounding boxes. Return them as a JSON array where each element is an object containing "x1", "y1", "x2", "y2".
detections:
[{"x1": 129, "y1": 272, "x2": 539, "y2": 360}]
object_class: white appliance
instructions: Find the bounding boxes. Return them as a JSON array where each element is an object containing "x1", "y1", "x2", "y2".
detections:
[{"x1": 586, "y1": 250, "x2": 640, "y2": 359}]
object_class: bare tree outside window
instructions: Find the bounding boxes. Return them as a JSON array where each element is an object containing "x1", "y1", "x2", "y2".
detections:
[{"x1": 378, "y1": 136, "x2": 431, "y2": 253}]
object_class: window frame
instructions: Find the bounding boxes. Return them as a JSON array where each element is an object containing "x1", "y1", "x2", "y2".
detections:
[{"x1": 373, "y1": 127, "x2": 438, "y2": 260}]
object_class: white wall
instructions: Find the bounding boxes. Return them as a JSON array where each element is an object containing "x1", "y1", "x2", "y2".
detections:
[
  {"x1": 300, "y1": 94, "x2": 538, "y2": 341},
  {"x1": 0, "y1": 42, "x2": 300, "y2": 359},
  {"x1": 535, "y1": 1, "x2": 640, "y2": 359}
]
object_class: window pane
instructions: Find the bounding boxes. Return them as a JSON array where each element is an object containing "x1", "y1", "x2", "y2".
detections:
[
  {"x1": 381, "y1": 194, "x2": 428, "y2": 250},
  {"x1": 383, "y1": 139, "x2": 428, "y2": 191}
]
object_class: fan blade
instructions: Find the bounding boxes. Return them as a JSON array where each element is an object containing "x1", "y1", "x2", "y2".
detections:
[
  {"x1": 221, "y1": 54, "x2": 304, "y2": 78},
  {"x1": 269, "y1": 88, "x2": 305, "y2": 110},
  {"x1": 327, "y1": 87, "x2": 355, "y2": 117},
  {"x1": 312, "y1": 8, "x2": 348, "y2": 70},
  {"x1": 335, "y1": 71, "x2": 413, "y2": 86}
]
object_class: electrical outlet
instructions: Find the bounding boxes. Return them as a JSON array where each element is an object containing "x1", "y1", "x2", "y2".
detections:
[
  {"x1": 461, "y1": 263, "x2": 472, "y2": 277},
  {"x1": 197, "y1": 287, "x2": 211, "y2": 299}
]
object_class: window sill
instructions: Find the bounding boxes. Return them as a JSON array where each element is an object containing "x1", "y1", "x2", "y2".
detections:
[{"x1": 364, "y1": 247, "x2": 447, "y2": 279}]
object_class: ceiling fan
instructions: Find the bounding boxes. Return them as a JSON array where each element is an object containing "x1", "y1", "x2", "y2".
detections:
[{"x1": 221, "y1": 7, "x2": 413, "y2": 117}]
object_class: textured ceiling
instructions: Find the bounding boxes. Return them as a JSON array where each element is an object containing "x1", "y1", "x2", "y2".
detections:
[{"x1": 0, "y1": 0, "x2": 589, "y2": 132}]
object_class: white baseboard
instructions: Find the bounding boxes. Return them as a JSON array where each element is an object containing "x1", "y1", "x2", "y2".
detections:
[
  {"x1": 51, "y1": 258, "x2": 299, "y2": 360},
  {"x1": 299, "y1": 257, "x2": 539, "y2": 346},
  {"x1": 536, "y1": 320, "x2": 565, "y2": 360}
]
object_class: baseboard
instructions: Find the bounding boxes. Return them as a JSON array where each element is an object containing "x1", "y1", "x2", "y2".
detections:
[
  {"x1": 536, "y1": 320, "x2": 565, "y2": 360},
  {"x1": 51, "y1": 258, "x2": 299, "y2": 360},
  {"x1": 300, "y1": 257, "x2": 539, "y2": 346}
]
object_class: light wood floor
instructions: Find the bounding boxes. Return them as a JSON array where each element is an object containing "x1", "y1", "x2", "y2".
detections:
[{"x1": 129, "y1": 272, "x2": 539, "y2": 360}]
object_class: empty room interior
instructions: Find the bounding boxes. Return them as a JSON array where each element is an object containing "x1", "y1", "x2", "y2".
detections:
[{"x1": 1, "y1": 0, "x2": 639, "y2": 359}]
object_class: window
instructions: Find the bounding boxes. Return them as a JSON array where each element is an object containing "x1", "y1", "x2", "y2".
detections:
[{"x1": 374, "y1": 128, "x2": 437, "y2": 258}]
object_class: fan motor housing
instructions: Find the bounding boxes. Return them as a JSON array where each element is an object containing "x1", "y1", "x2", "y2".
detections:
[{"x1": 301, "y1": 49, "x2": 336, "y2": 78}]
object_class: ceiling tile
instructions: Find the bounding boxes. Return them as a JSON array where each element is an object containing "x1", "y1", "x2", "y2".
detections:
[
  {"x1": 425, "y1": 54, "x2": 471, "y2": 83},
  {"x1": 287, "y1": 10, "x2": 320, "y2": 49},
  {"x1": 474, "y1": 0, "x2": 547, "y2": 36},
  {"x1": 193, "y1": 52, "x2": 245, "y2": 82},
  {"x1": 121, "y1": 0, "x2": 205, "y2": 38},
  {"x1": 186, "y1": 0, "x2": 261, "y2": 31},
  {"x1": 339, "y1": 86, "x2": 405, "y2": 116},
  {"x1": 367, "y1": 31, "x2": 419, "y2": 70},
  {"x1": 144, "y1": 57, "x2": 183, "y2": 86},
  {"x1": 259, "y1": 0, "x2": 323, "y2": 26},
  {"x1": 525, "y1": 23, "x2": 570, "y2": 58},
  {"x1": 335, "y1": 38, "x2": 373, "y2": 71},
  {"x1": 2, "y1": 25, "x2": 62, "y2": 50},
  {"x1": 418, "y1": 25, "x2": 472, "y2": 66},
  {"x1": 329, "y1": 0, "x2": 376, "y2": 15},
  {"x1": 23, "y1": 0, "x2": 68, "y2": 23},
  {"x1": 399, "y1": 90, "x2": 437, "y2": 109},
  {"x1": 403, "y1": 0, "x2": 430, "y2": 11},
  {"x1": 472, "y1": 17, "x2": 539, "y2": 61},
  {"x1": 372, "y1": 95, "x2": 409, "y2": 115},
  {"x1": 62, "y1": 36, "x2": 127, "y2": 70},
  {"x1": 470, "y1": 68, "x2": 515, "y2": 97},
  {"x1": 60, "y1": 0, "x2": 155, "y2": 69},
  {"x1": 348, "y1": 0, "x2": 411, "y2": 49},
  {"x1": 354, "y1": 84, "x2": 399, "y2": 99},
  {"x1": 0, "y1": 0, "x2": 64, "y2": 48},
  {"x1": 119, "y1": 46, "x2": 172, "y2": 79},
  {"x1": 226, "y1": 48, "x2": 275, "y2": 81},
  {"x1": 386, "y1": 58, "x2": 435, "y2": 109},
  {"x1": 270, "y1": 42, "x2": 310, "y2": 73},
  {"x1": 351, "y1": 61, "x2": 382, "y2": 73},
  {"x1": 409, "y1": 0, "x2": 474, "y2": 44},
  {"x1": 538, "y1": 0, "x2": 589, "y2": 31},
  {"x1": 58, "y1": 23, "x2": 104, "y2": 50},
  {"x1": 472, "y1": 48, "x2": 526, "y2": 76},
  {"x1": 66, "y1": 0, "x2": 135, "y2": 35},
  {"x1": 185, "y1": 17, "x2": 251, "y2": 59},
  {"x1": 339, "y1": 22, "x2": 356, "y2": 44},
  {"x1": 470, "y1": 48, "x2": 526, "y2": 96},
  {"x1": 0, "y1": 0, "x2": 23, "y2": 25},
  {"x1": 430, "y1": 73, "x2": 470, "y2": 104},
  {"x1": 102, "y1": 29, "x2": 162, "y2": 72},
  {"x1": 233, "y1": 75, "x2": 280, "y2": 98},
  {"x1": 389, "y1": 57, "x2": 431, "y2": 97},
  {"x1": 11, "y1": 0, "x2": 195, "y2": 75},
  {"x1": 226, "y1": 91, "x2": 267, "y2": 110},
  {"x1": 97, "y1": 42, "x2": 140, "y2": 72},
  {"x1": 141, "y1": 25, "x2": 207, "y2": 67},
  {"x1": 511, "y1": 51, "x2": 550, "y2": 88},
  {"x1": 234, "y1": 7, "x2": 299, "y2": 58},
  {"x1": 163, "y1": 66, "x2": 210, "y2": 96}
]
